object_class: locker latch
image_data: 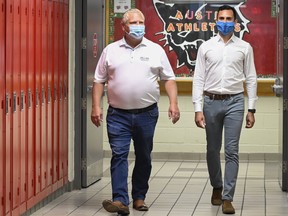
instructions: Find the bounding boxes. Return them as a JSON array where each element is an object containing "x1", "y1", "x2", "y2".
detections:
[
  {"x1": 82, "y1": 98, "x2": 87, "y2": 110},
  {"x1": 20, "y1": 91, "x2": 24, "y2": 111},
  {"x1": 13, "y1": 92, "x2": 17, "y2": 112},
  {"x1": 5, "y1": 93, "x2": 9, "y2": 114},
  {"x1": 36, "y1": 88, "x2": 39, "y2": 107},
  {"x1": 28, "y1": 90, "x2": 31, "y2": 108},
  {"x1": 48, "y1": 86, "x2": 51, "y2": 104}
]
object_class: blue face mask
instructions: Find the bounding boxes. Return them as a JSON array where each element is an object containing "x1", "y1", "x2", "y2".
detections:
[
  {"x1": 128, "y1": 25, "x2": 145, "y2": 40},
  {"x1": 216, "y1": 21, "x2": 235, "y2": 36}
]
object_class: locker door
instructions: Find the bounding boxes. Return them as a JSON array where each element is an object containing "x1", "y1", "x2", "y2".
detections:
[
  {"x1": 5, "y1": 0, "x2": 13, "y2": 215},
  {"x1": 47, "y1": 0, "x2": 53, "y2": 188},
  {"x1": 58, "y1": 0, "x2": 64, "y2": 182},
  {"x1": 41, "y1": 0, "x2": 48, "y2": 193},
  {"x1": 63, "y1": 0, "x2": 69, "y2": 183},
  {"x1": 26, "y1": 0, "x2": 35, "y2": 207},
  {"x1": 19, "y1": 0, "x2": 29, "y2": 214},
  {"x1": 0, "y1": 0, "x2": 5, "y2": 215},
  {"x1": 34, "y1": 0, "x2": 42, "y2": 197},
  {"x1": 52, "y1": 0, "x2": 60, "y2": 189},
  {"x1": 12, "y1": 0, "x2": 21, "y2": 213},
  {"x1": 81, "y1": 0, "x2": 104, "y2": 187}
]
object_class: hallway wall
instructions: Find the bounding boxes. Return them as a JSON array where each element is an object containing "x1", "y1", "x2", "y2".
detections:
[{"x1": 101, "y1": 94, "x2": 279, "y2": 154}]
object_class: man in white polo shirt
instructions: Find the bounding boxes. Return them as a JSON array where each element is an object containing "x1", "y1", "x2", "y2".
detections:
[{"x1": 91, "y1": 8, "x2": 180, "y2": 215}]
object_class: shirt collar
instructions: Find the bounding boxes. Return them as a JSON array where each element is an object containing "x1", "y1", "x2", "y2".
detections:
[
  {"x1": 216, "y1": 33, "x2": 236, "y2": 43},
  {"x1": 119, "y1": 37, "x2": 148, "y2": 49}
]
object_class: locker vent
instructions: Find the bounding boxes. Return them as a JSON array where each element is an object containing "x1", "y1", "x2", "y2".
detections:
[
  {"x1": 82, "y1": 98, "x2": 87, "y2": 110},
  {"x1": 82, "y1": 37, "x2": 87, "y2": 50},
  {"x1": 81, "y1": 158, "x2": 87, "y2": 170}
]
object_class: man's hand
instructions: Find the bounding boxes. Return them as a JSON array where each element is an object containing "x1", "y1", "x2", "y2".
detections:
[
  {"x1": 91, "y1": 106, "x2": 103, "y2": 127},
  {"x1": 245, "y1": 112, "x2": 255, "y2": 128},
  {"x1": 195, "y1": 112, "x2": 206, "y2": 129},
  {"x1": 168, "y1": 103, "x2": 180, "y2": 124}
]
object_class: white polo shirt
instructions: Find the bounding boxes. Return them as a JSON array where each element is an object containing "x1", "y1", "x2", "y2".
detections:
[{"x1": 94, "y1": 37, "x2": 175, "y2": 109}]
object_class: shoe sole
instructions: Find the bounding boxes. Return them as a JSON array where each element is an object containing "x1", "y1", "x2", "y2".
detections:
[
  {"x1": 211, "y1": 199, "x2": 222, "y2": 205},
  {"x1": 222, "y1": 210, "x2": 235, "y2": 214},
  {"x1": 102, "y1": 200, "x2": 130, "y2": 215}
]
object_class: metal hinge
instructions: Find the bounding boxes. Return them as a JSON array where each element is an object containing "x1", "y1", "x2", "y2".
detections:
[
  {"x1": 81, "y1": 158, "x2": 87, "y2": 170},
  {"x1": 82, "y1": 37, "x2": 87, "y2": 49},
  {"x1": 82, "y1": 98, "x2": 87, "y2": 110},
  {"x1": 284, "y1": 99, "x2": 288, "y2": 111},
  {"x1": 283, "y1": 160, "x2": 287, "y2": 173},
  {"x1": 284, "y1": 37, "x2": 288, "y2": 49}
]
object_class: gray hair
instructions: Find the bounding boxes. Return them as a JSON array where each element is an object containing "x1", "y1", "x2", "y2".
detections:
[{"x1": 121, "y1": 8, "x2": 145, "y2": 24}]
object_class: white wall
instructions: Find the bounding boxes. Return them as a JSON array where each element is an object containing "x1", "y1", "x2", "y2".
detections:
[{"x1": 102, "y1": 95, "x2": 280, "y2": 154}]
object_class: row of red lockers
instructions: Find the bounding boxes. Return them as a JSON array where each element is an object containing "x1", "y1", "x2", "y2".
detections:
[{"x1": 0, "y1": 0, "x2": 69, "y2": 216}]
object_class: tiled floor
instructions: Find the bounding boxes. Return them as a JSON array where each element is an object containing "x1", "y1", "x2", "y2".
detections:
[{"x1": 31, "y1": 157, "x2": 288, "y2": 216}]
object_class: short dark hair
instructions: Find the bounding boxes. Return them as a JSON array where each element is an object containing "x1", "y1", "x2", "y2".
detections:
[{"x1": 217, "y1": 5, "x2": 237, "y2": 20}]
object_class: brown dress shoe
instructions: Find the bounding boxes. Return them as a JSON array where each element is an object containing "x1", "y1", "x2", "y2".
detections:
[
  {"x1": 133, "y1": 199, "x2": 149, "y2": 211},
  {"x1": 222, "y1": 200, "x2": 235, "y2": 214},
  {"x1": 211, "y1": 187, "x2": 223, "y2": 205},
  {"x1": 102, "y1": 200, "x2": 130, "y2": 215}
]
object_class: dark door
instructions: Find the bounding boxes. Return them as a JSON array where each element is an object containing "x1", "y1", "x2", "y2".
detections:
[
  {"x1": 81, "y1": 0, "x2": 104, "y2": 187},
  {"x1": 273, "y1": 0, "x2": 288, "y2": 191}
]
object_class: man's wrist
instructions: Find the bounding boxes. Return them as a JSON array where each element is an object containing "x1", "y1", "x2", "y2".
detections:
[{"x1": 248, "y1": 109, "x2": 256, "y2": 114}]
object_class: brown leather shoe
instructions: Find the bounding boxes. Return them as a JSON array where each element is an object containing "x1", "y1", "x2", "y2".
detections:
[
  {"x1": 222, "y1": 200, "x2": 235, "y2": 214},
  {"x1": 133, "y1": 199, "x2": 149, "y2": 211},
  {"x1": 102, "y1": 200, "x2": 130, "y2": 215},
  {"x1": 211, "y1": 187, "x2": 223, "y2": 205}
]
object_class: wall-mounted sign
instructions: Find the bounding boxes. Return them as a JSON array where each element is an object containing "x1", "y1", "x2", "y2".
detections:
[{"x1": 114, "y1": 0, "x2": 131, "y2": 13}]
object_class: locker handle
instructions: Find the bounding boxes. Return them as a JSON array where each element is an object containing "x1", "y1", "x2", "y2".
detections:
[
  {"x1": 64, "y1": 83, "x2": 67, "y2": 99},
  {"x1": 42, "y1": 87, "x2": 45, "y2": 104},
  {"x1": 36, "y1": 88, "x2": 39, "y2": 107},
  {"x1": 5, "y1": 93, "x2": 9, "y2": 114},
  {"x1": 28, "y1": 90, "x2": 31, "y2": 108},
  {"x1": 54, "y1": 87, "x2": 57, "y2": 102},
  {"x1": 20, "y1": 91, "x2": 24, "y2": 111},
  {"x1": 48, "y1": 86, "x2": 51, "y2": 103},
  {"x1": 13, "y1": 92, "x2": 16, "y2": 112},
  {"x1": 59, "y1": 83, "x2": 62, "y2": 101}
]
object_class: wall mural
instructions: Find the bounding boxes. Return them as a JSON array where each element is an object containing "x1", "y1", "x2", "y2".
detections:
[
  {"x1": 109, "y1": 0, "x2": 277, "y2": 78},
  {"x1": 153, "y1": 1, "x2": 250, "y2": 74}
]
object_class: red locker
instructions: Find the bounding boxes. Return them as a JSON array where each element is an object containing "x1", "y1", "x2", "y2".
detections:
[
  {"x1": 52, "y1": 0, "x2": 60, "y2": 190},
  {"x1": 34, "y1": 0, "x2": 42, "y2": 197},
  {"x1": 12, "y1": 0, "x2": 22, "y2": 213},
  {"x1": 19, "y1": 0, "x2": 29, "y2": 214},
  {"x1": 58, "y1": 0, "x2": 64, "y2": 182},
  {"x1": 0, "y1": 0, "x2": 5, "y2": 215},
  {"x1": 63, "y1": 0, "x2": 69, "y2": 183},
  {"x1": 26, "y1": 0, "x2": 36, "y2": 208},
  {"x1": 47, "y1": 0, "x2": 53, "y2": 189},
  {"x1": 5, "y1": 0, "x2": 13, "y2": 215},
  {"x1": 41, "y1": 0, "x2": 48, "y2": 193}
]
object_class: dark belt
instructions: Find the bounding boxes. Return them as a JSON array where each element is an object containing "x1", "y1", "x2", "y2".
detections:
[
  {"x1": 204, "y1": 91, "x2": 242, "y2": 100},
  {"x1": 110, "y1": 103, "x2": 157, "y2": 114}
]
